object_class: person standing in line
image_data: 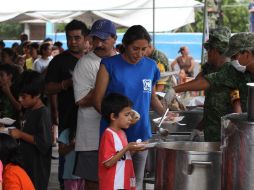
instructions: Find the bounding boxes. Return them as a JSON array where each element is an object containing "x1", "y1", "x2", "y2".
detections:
[
  {"x1": 94, "y1": 25, "x2": 166, "y2": 190},
  {"x1": 0, "y1": 134, "x2": 35, "y2": 190},
  {"x1": 58, "y1": 127, "x2": 85, "y2": 190},
  {"x1": 249, "y1": 0, "x2": 254, "y2": 32},
  {"x1": 99, "y1": 93, "x2": 145, "y2": 190},
  {"x1": 8, "y1": 70, "x2": 52, "y2": 190},
  {"x1": 45, "y1": 19, "x2": 90, "y2": 190},
  {"x1": 1, "y1": 48, "x2": 23, "y2": 73},
  {"x1": 17, "y1": 33, "x2": 28, "y2": 55},
  {"x1": 28, "y1": 42, "x2": 40, "y2": 64},
  {"x1": 72, "y1": 19, "x2": 117, "y2": 190},
  {"x1": 33, "y1": 42, "x2": 53, "y2": 74},
  {"x1": 0, "y1": 64, "x2": 21, "y2": 128}
]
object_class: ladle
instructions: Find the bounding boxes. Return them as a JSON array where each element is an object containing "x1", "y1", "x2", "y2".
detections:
[{"x1": 157, "y1": 108, "x2": 170, "y2": 136}]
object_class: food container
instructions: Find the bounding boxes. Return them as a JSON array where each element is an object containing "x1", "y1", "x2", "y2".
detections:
[
  {"x1": 221, "y1": 113, "x2": 254, "y2": 190},
  {"x1": 155, "y1": 141, "x2": 221, "y2": 190}
]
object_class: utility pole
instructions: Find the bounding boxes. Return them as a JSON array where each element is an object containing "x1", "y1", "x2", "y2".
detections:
[
  {"x1": 215, "y1": 0, "x2": 223, "y2": 26},
  {"x1": 201, "y1": 0, "x2": 208, "y2": 65}
]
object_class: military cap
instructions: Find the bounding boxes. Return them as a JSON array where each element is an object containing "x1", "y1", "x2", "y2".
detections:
[
  {"x1": 204, "y1": 26, "x2": 231, "y2": 53},
  {"x1": 224, "y1": 32, "x2": 254, "y2": 57}
]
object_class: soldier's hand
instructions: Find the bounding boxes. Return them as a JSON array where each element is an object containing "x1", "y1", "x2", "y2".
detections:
[
  {"x1": 189, "y1": 129, "x2": 203, "y2": 141},
  {"x1": 162, "y1": 88, "x2": 176, "y2": 108}
]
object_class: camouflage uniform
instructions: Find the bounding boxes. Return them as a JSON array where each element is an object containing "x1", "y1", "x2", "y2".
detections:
[
  {"x1": 149, "y1": 48, "x2": 172, "y2": 88},
  {"x1": 149, "y1": 49, "x2": 170, "y2": 72},
  {"x1": 201, "y1": 26, "x2": 232, "y2": 142},
  {"x1": 205, "y1": 33, "x2": 254, "y2": 114}
]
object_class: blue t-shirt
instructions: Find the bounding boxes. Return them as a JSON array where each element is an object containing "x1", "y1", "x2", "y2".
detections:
[
  {"x1": 100, "y1": 54, "x2": 160, "y2": 142},
  {"x1": 58, "y1": 129, "x2": 80, "y2": 180}
]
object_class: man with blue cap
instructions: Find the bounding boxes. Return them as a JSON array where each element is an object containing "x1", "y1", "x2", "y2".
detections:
[{"x1": 73, "y1": 19, "x2": 117, "y2": 189}]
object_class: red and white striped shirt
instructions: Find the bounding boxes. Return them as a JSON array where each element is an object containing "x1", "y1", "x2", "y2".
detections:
[{"x1": 99, "y1": 128, "x2": 136, "y2": 190}]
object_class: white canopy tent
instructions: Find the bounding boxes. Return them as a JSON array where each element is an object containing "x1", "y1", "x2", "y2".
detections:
[{"x1": 0, "y1": 0, "x2": 203, "y2": 32}]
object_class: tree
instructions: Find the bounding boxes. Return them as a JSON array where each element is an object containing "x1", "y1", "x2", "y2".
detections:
[
  {"x1": 182, "y1": 0, "x2": 249, "y2": 32},
  {"x1": 0, "y1": 22, "x2": 23, "y2": 39},
  {"x1": 222, "y1": 0, "x2": 249, "y2": 32}
]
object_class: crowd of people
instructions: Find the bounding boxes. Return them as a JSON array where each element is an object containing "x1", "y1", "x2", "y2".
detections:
[
  {"x1": 0, "y1": 19, "x2": 166, "y2": 190},
  {"x1": 1, "y1": 17, "x2": 253, "y2": 190}
]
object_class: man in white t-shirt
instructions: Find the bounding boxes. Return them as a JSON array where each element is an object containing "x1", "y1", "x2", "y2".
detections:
[{"x1": 72, "y1": 19, "x2": 117, "y2": 189}]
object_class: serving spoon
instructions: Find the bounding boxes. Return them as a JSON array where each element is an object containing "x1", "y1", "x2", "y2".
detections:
[{"x1": 157, "y1": 108, "x2": 170, "y2": 136}]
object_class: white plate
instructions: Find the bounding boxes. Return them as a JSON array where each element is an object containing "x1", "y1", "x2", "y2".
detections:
[
  {"x1": 0, "y1": 117, "x2": 16, "y2": 125},
  {"x1": 0, "y1": 127, "x2": 16, "y2": 134},
  {"x1": 155, "y1": 92, "x2": 166, "y2": 98},
  {"x1": 153, "y1": 116, "x2": 184, "y2": 124},
  {"x1": 0, "y1": 127, "x2": 8, "y2": 134},
  {"x1": 144, "y1": 142, "x2": 158, "y2": 148},
  {"x1": 131, "y1": 109, "x2": 140, "y2": 119},
  {"x1": 160, "y1": 71, "x2": 178, "y2": 77},
  {"x1": 134, "y1": 143, "x2": 145, "y2": 148}
]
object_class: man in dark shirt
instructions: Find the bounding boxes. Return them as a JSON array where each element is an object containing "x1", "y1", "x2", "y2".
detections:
[
  {"x1": 45, "y1": 19, "x2": 89, "y2": 190},
  {"x1": 45, "y1": 19, "x2": 89, "y2": 134}
]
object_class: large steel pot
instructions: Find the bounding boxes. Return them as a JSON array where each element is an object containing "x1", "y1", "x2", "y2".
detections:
[
  {"x1": 145, "y1": 133, "x2": 193, "y2": 179},
  {"x1": 155, "y1": 141, "x2": 221, "y2": 190},
  {"x1": 221, "y1": 113, "x2": 254, "y2": 190},
  {"x1": 145, "y1": 108, "x2": 204, "y2": 182}
]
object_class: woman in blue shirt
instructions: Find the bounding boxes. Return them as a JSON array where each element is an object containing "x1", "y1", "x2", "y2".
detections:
[{"x1": 94, "y1": 25, "x2": 166, "y2": 190}]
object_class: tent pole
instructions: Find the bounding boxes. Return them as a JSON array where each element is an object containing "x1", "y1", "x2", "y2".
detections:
[
  {"x1": 201, "y1": 0, "x2": 208, "y2": 65},
  {"x1": 153, "y1": 0, "x2": 155, "y2": 46}
]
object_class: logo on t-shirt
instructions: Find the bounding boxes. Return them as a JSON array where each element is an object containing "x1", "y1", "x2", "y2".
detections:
[
  {"x1": 143, "y1": 79, "x2": 152, "y2": 93},
  {"x1": 130, "y1": 177, "x2": 136, "y2": 187}
]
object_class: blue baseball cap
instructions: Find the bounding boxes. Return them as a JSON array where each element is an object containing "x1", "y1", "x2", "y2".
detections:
[{"x1": 89, "y1": 19, "x2": 116, "y2": 40}]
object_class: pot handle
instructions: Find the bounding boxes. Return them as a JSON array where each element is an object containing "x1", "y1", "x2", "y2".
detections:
[{"x1": 187, "y1": 161, "x2": 212, "y2": 175}]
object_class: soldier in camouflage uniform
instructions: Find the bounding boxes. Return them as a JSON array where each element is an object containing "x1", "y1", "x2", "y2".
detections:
[
  {"x1": 171, "y1": 26, "x2": 232, "y2": 142},
  {"x1": 172, "y1": 32, "x2": 254, "y2": 141},
  {"x1": 146, "y1": 44, "x2": 170, "y2": 72},
  {"x1": 199, "y1": 27, "x2": 233, "y2": 141},
  {"x1": 145, "y1": 43, "x2": 171, "y2": 91},
  {"x1": 198, "y1": 27, "x2": 233, "y2": 141},
  {"x1": 204, "y1": 32, "x2": 254, "y2": 113}
]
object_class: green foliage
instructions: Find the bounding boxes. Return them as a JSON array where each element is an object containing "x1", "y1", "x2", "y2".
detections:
[
  {"x1": 0, "y1": 22, "x2": 23, "y2": 39},
  {"x1": 116, "y1": 27, "x2": 127, "y2": 33},
  {"x1": 222, "y1": 2, "x2": 249, "y2": 32},
  {"x1": 55, "y1": 23, "x2": 66, "y2": 32},
  {"x1": 182, "y1": 0, "x2": 250, "y2": 32}
]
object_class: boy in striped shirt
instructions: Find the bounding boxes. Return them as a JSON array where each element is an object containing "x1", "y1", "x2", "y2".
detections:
[{"x1": 99, "y1": 93, "x2": 145, "y2": 190}]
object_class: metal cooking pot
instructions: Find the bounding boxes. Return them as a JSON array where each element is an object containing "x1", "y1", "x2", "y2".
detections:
[
  {"x1": 221, "y1": 113, "x2": 254, "y2": 190},
  {"x1": 155, "y1": 141, "x2": 221, "y2": 190},
  {"x1": 145, "y1": 133, "x2": 193, "y2": 179},
  {"x1": 145, "y1": 108, "x2": 204, "y2": 183}
]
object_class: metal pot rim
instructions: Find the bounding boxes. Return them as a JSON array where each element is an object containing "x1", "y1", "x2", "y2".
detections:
[{"x1": 156, "y1": 141, "x2": 221, "y2": 152}]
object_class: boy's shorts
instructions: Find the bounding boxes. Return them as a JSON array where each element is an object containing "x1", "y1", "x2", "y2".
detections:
[{"x1": 73, "y1": 151, "x2": 98, "y2": 182}]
